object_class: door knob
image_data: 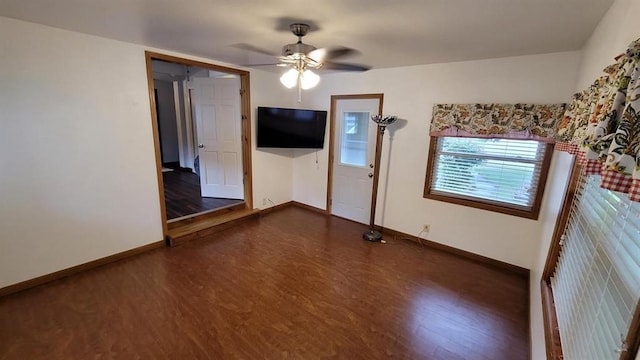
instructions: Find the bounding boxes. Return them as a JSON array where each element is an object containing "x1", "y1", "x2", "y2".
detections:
[
  {"x1": 198, "y1": 144, "x2": 205, "y2": 148},
  {"x1": 368, "y1": 173, "x2": 373, "y2": 178},
  {"x1": 369, "y1": 163, "x2": 374, "y2": 168}
]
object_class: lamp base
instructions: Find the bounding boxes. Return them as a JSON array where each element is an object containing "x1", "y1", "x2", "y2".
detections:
[{"x1": 362, "y1": 229, "x2": 383, "y2": 242}]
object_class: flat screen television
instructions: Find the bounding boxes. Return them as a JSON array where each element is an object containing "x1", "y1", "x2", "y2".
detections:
[{"x1": 257, "y1": 106, "x2": 327, "y2": 149}]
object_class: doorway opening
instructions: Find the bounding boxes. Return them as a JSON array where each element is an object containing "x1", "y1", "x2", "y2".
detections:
[
  {"x1": 145, "y1": 52, "x2": 253, "y2": 237},
  {"x1": 326, "y1": 94, "x2": 383, "y2": 224}
]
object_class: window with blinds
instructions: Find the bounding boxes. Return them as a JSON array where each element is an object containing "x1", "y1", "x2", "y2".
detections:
[
  {"x1": 424, "y1": 137, "x2": 552, "y2": 218},
  {"x1": 551, "y1": 174, "x2": 640, "y2": 359}
]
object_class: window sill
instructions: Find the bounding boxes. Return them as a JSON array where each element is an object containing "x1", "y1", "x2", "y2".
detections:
[{"x1": 423, "y1": 191, "x2": 541, "y2": 219}]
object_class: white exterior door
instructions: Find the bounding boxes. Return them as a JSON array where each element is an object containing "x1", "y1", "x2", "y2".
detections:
[
  {"x1": 331, "y1": 98, "x2": 380, "y2": 224},
  {"x1": 192, "y1": 77, "x2": 244, "y2": 199}
]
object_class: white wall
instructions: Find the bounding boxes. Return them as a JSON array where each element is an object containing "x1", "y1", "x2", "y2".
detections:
[
  {"x1": 249, "y1": 71, "x2": 299, "y2": 209},
  {"x1": 574, "y1": 0, "x2": 640, "y2": 90},
  {"x1": 0, "y1": 16, "x2": 292, "y2": 288},
  {"x1": 0, "y1": 16, "x2": 162, "y2": 288},
  {"x1": 294, "y1": 51, "x2": 581, "y2": 268},
  {"x1": 529, "y1": 0, "x2": 640, "y2": 358}
]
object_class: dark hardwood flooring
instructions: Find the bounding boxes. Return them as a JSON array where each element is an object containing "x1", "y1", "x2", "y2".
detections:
[
  {"x1": 163, "y1": 169, "x2": 243, "y2": 219},
  {"x1": 0, "y1": 207, "x2": 529, "y2": 359}
]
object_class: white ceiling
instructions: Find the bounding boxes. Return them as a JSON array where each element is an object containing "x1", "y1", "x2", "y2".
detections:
[{"x1": 0, "y1": 0, "x2": 613, "y2": 71}]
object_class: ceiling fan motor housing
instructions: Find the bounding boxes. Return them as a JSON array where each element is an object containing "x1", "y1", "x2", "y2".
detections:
[{"x1": 282, "y1": 42, "x2": 317, "y2": 57}]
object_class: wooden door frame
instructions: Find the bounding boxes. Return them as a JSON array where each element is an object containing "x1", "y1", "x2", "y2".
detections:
[
  {"x1": 144, "y1": 51, "x2": 253, "y2": 237},
  {"x1": 326, "y1": 93, "x2": 384, "y2": 215}
]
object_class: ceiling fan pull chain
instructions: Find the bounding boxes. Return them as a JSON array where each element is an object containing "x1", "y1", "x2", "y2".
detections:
[{"x1": 297, "y1": 73, "x2": 302, "y2": 103}]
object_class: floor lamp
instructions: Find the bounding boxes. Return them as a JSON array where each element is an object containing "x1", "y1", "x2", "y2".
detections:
[{"x1": 363, "y1": 115, "x2": 398, "y2": 242}]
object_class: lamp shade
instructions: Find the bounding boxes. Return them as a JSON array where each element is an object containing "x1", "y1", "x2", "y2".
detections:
[
  {"x1": 300, "y1": 70, "x2": 320, "y2": 89},
  {"x1": 279, "y1": 68, "x2": 298, "y2": 89},
  {"x1": 371, "y1": 115, "x2": 398, "y2": 127}
]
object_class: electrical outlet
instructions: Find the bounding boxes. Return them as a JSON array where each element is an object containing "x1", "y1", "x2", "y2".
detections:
[
  {"x1": 423, "y1": 224, "x2": 430, "y2": 233},
  {"x1": 262, "y1": 197, "x2": 267, "y2": 206}
]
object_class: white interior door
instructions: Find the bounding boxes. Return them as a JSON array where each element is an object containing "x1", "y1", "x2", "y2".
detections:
[
  {"x1": 331, "y1": 98, "x2": 379, "y2": 224},
  {"x1": 192, "y1": 77, "x2": 244, "y2": 199}
]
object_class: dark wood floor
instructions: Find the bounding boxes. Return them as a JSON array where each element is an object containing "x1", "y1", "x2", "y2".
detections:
[
  {"x1": 163, "y1": 169, "x2": 243, "y2": 219},
  {"x1": 0, "y1": 207, "x2": 529, "y2": 359}
]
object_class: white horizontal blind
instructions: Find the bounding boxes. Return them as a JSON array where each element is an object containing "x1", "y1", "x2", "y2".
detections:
[
  {"x1": 551, "y1": 174, "x2": 640, "y2": 360},
  {"x1": 429, "y1": 137, "x2": 546, "y2": 210}
]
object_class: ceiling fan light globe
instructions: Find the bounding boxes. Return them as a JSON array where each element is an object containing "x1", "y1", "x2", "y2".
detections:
[
  {"x1": 280, "y1": 68, "x2": 298, "y2": 89},
  {"x1": 300, "y1": 70, "x2": 320, "y2": 89}
]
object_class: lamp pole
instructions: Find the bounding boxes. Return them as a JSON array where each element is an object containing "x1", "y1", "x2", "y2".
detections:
[{"x1": 363, "y1": 115, "x2": 397, "y2": 242}]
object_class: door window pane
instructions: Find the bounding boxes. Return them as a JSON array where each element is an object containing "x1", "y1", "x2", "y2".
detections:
[{"x1": 340, "y1": 112, "x2": 369, "y2": 166}]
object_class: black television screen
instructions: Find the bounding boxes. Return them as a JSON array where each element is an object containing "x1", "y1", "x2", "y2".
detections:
[{"x1": 257, "y1": 106, "x2": 327, "y2": 149}]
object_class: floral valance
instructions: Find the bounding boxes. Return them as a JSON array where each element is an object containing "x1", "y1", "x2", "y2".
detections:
[
  {"x1": 430, "y1": 103, "x2": 566, "y2": 142},
  {"x1": 555, "y1": 38, "x2": 640, "y2": 203}
]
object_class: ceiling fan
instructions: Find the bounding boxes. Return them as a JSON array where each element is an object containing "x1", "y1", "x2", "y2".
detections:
[{"x1": 236, "y1": 23, "x2": 370, "y2": 96}]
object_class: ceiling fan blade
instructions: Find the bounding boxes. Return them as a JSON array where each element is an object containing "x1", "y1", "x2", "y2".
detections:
[
  {"x1": 308, "y1": 46, "x2": 359, "y2": 63},
  {"x1": 232, "y1": 43, "x2": 278, "y2": 57},
  {"x1": 322, "y1": 61, "x2": 370, "y2": 72}
]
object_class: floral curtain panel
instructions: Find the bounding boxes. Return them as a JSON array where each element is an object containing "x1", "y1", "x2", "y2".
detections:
[
  {"x1": 430, "y1": 103, "x2": 566, "y2": 142},
  {"x1": 556, "y1": 38, "x2": 640, "y2": 202},
  {"x1": 429, "y1": 38, "x2": 640, "y2": 203}
]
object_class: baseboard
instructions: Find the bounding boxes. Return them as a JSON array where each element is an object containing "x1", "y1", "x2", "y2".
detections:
[
  {"x1": 381, "y1": 227, "x2": 529, "y2": 277},
  {"x1": 260, "y1": 201, "x2": 327, "y2": 216},
  {"x1": 291, "y1": 201, "x2": 328, "y2": 214},
  {"x1": 259, "y1": 201, "x2": 295, "y2": 216},
  {"x1": 0, "y1": 240, "x2": 165, "y2": 298}
]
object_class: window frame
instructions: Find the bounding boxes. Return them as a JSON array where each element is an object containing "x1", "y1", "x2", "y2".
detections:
[
  {"x1": 423, "y1": 136, "x2": 554, "y2": 220},
  {"x1": 541, "y1": 161, "x2": 640, "y2": 360}
]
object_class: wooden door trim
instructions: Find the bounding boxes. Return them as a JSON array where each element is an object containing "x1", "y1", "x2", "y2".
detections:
[
  {"x1": 144, "y1": 51, "x2": 253, "y2": 239},
  {"x1": 326, "y1": 94, "x2": 384, "y2": 215}
]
